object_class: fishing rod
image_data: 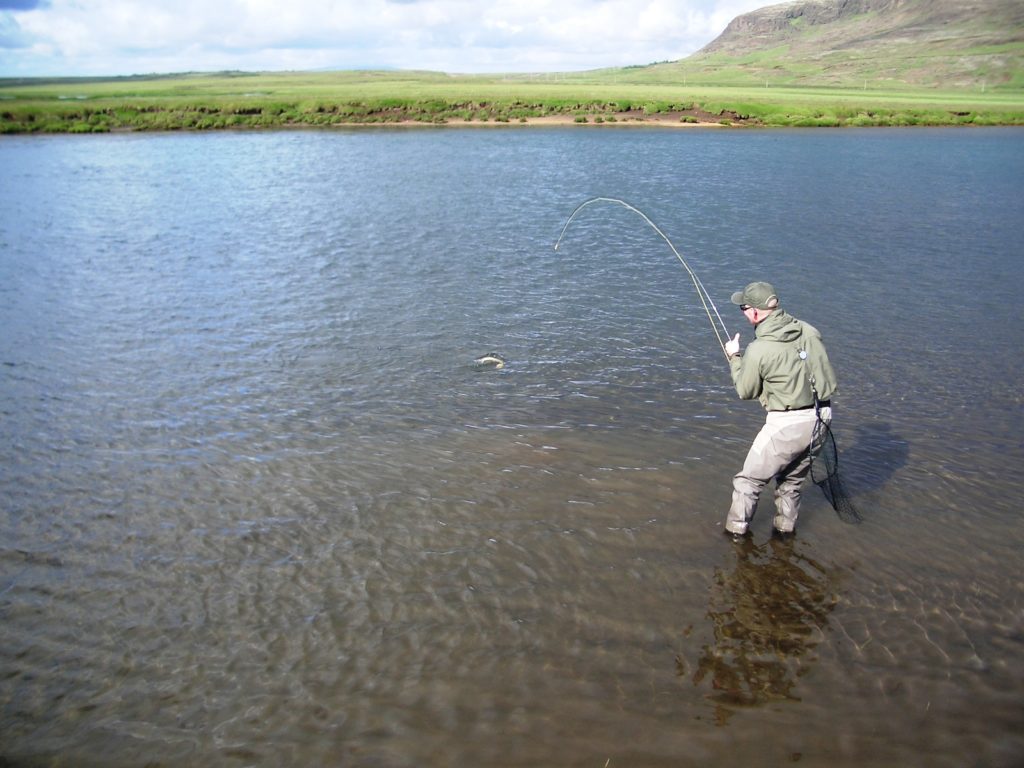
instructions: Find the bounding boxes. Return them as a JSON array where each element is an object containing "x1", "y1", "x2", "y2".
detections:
[{"x1": 554, "y1": 197, "x2": 732, "y2": 359}]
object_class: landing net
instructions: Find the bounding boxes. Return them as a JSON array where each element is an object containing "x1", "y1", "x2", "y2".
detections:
[{"x1": 810, "y1": 416, "x2": 862, "y2": 525}]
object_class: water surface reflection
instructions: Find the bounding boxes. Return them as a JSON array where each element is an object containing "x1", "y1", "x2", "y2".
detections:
[{"x1": 689, "y1": 537, "x2": 839, "y2": 724}]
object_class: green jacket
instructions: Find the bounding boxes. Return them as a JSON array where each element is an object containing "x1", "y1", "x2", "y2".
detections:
[{"x1": 728, "y1": 309, "x2": 837, "y2": 411}]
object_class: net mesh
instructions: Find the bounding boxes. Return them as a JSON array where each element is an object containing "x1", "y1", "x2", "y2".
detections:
[{"x1": 810, "y1": 417, "x2": 862, "y2": 525}]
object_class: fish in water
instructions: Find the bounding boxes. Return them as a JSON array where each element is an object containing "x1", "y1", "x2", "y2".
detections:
[{"x1": 474, "y1": 352, "x2": 506, "y2": 369}]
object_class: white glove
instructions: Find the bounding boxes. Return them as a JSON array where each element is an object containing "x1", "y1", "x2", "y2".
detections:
[{"x1": 725, "y1": 333, "x2": 741, "y2": 358}]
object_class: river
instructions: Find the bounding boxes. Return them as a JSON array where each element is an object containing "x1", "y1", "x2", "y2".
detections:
[{"x1": 1, "y1": 126, "x2": 1023, "y2": 767}]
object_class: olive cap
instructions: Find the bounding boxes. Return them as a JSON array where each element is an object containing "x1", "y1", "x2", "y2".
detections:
[{"x1": 730, "y1": 281, "x2": 779, "y2": 310}]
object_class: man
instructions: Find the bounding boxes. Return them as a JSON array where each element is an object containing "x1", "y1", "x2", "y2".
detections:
[{"x1": 722, "y1": 282, "x2": 837, "y2": 539}]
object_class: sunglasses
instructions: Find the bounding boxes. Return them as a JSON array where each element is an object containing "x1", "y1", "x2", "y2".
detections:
[{"x1": 740, "y1": 304, "x2": 752, "y2": 311}]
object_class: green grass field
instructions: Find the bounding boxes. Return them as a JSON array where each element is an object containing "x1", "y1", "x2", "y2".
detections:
[{"x1": 1, "y1": 69, "x2": 1022, "y2": 132}]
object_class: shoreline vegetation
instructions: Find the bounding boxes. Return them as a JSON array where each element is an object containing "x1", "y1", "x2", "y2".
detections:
[{"x1": 1, "y1": 70, "x2": 1023, "y2": 133}]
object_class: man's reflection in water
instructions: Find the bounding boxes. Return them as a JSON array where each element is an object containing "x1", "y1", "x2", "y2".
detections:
[{"x1": 682, "y1": 536, "x2": 839, "y2": 725}]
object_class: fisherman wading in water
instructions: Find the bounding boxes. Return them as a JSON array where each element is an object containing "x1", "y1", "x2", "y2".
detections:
[{"x1": 723, "y1": 282, "x2": 837, "y2": 540}]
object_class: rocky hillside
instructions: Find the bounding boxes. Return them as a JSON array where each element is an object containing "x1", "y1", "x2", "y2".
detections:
[{"x1": 682, "y1": 0, "x2": 1024, "y2": 88}]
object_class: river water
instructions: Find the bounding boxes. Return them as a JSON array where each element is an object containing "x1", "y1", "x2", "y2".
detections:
[{"x1": 1, "y1": 126, "x2": 1022, "y2": 767}]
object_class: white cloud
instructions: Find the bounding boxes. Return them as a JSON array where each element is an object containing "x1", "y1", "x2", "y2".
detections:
[{"x1": 0, "y1": 0, "x2": 771, "y2": 77}]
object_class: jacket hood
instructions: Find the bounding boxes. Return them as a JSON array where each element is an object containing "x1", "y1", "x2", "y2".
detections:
[{"x1": 754, "y1": 309, "x2": 804, "y2": 343}]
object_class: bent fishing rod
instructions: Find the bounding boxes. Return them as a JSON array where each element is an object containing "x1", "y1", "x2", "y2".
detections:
[{"x1": 554, "y1": 197, "x2": 732, "y2": 359}]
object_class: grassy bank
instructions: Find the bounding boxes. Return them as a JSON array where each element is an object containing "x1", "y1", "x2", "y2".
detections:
[{"x1": 1, "y1": 70, "x2": 1022, "y2": 133}]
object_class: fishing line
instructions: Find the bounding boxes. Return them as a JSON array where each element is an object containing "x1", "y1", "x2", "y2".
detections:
[{"x1": 554, "y1": 197, "x2": 732, "y2": 358}]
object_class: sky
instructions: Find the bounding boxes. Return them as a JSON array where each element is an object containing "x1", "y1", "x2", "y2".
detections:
[{"x1": 0, "y1": 0, "x2": 773, "y2": 77}]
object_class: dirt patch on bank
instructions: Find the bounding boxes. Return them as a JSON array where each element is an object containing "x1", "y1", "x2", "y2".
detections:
[{"x1": 438, "y1": 107, "x2": 757, "y2": 128}]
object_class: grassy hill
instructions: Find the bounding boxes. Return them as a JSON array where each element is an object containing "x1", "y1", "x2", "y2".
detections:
[
  {"x1": 1, "y1": 0, "x2": 1022, "y2": 132},
  {"x1": 636, "y1": 0, "x2": 1024, "y2": 90}
]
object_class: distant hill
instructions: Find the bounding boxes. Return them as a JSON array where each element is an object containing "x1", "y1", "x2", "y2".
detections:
[{"x1": 655, "y1": 0, "x2": 1024, "y2": 89}]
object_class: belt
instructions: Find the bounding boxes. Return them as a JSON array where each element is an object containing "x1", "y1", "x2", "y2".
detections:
[{"x1": 778, "y1": 400, "x2": 830, "y2": 412}]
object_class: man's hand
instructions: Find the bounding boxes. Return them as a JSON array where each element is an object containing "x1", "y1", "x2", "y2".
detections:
[{"x1": 725, "y1": 333, "x2": 741, "y2": 358}]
